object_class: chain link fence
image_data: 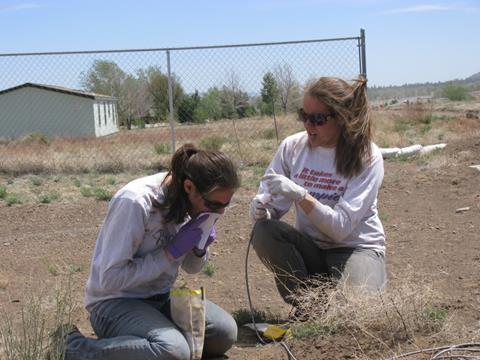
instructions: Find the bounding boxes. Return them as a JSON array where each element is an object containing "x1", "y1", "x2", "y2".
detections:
[{"x1": 0, "y1": 30, "x2": 366, "y2": 175}]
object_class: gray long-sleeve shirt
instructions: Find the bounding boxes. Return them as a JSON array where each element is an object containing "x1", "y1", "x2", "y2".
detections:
[
  {"x1": 256, "y1": 131, "x2": 386, "y2": 254},
  {"x1": 85, "y1": 173, "x2": 207, "y2": 311}
]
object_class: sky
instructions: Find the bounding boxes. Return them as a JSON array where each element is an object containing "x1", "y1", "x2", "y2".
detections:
[{"x1": 0, "y1": 0, "x2": 479, "y2": 87}]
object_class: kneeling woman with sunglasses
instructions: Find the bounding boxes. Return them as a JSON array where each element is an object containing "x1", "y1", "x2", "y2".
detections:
[
  {"x1": 250, "y1": 76, "x2": 386, "y2": 308},
  {"x1": 63, "y1": 144, "x2": 240, "y2": 359}
]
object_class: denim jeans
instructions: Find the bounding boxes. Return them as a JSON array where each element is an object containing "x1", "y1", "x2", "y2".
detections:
[
  {"x1": 66, "y1": 296, "x2": 237, "y2": 360},
  {"x1": 251, "y1": 219, "x2": 386, "y2": 305}
]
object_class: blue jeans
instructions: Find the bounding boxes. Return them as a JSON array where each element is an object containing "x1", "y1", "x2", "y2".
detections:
[
  {"x1": 252, "y1": 219, "x2": 386, "y2": 305},
  {"x1": 66, "y1": 296, "x2": 237, "y2": 360}
]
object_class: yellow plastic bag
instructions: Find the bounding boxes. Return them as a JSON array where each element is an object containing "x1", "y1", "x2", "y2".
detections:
[
  {"x1": 170, "y1": 287, "x2": 206, "y2": 360},
  {"x1": 244, "y1": 322, "x2": 290, "y2": 341}
]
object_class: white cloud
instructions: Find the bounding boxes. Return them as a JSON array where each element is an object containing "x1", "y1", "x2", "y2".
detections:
[
  {"x1": 0, "y1": 3, "x2": 42, "y2": 14},
  {"x1": 381, "y1": 4, "x2": 449, "y2": 14}
]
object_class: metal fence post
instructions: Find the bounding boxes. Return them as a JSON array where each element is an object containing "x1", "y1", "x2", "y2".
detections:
[
  {"x1": 166, "y1": 50, "x2": 176, "y2": 153},
  {"x1": 359, "y1": 28, "x2": 367, "y2": 78}
]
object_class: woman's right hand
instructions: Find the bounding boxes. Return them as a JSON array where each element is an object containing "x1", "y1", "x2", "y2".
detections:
[
  {"x1": 250, "y1": 198, "x2": 271, "y2": 221},
  {"x1": 166, "y1": 213, "x2": 209, "y2": 259}
]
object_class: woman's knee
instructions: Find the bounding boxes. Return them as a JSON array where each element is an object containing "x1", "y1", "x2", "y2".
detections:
[
  {"x1": 339, "y1": 250, "x2": 386, "y2": 291},
  {"x1": 204, "y1": 305, "x2": 237, "y2": 356},
  {"x1": 149, "y1": 329, "x2": 190, "y2": 360}
]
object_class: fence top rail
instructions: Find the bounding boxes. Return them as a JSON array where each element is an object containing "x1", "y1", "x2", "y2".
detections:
[{"x1": 0, "y1": 36, "x2": 361, "y2": 57}]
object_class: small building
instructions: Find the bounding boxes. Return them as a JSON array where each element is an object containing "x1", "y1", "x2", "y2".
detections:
[{"x1": 0, "y1": 83, "x2": 119, "y2": 139}]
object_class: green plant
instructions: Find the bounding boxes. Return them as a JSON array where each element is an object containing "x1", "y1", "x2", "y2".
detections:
[
  {"x1": 6, "y1": 194, "x2": 20, "y2": 206},
  {"x1": 425, "y1": 306, "x2": 448, "y2": 325},
  {"x1": 420, "y1": 123, "x2": 432, "y2": 135},
  {"x1": 39, "y1": 194, "x2": 52, "y2": 204},
  {"x1": 132, "y1": 119, "x2": 146, "y2": 128},
  {"x1": 200, "y1": 136, "x2": 226, "y2": 151},
  {"x1": 262, "y1": 128, "x2": 276, "y2": 140},
  {"x1": 66, "y1": 264, "x2": 82, "y2": 274},
  {"x1": 379, "y1": 212, "x2": 390, "y2": 222},
  {"x1": 442, "y1": 84, "x2": 469, "y2": 101},
  {"x1": 73, "y1": 178, "x2": 81, "y2": 187},
  {"x1": 393, "y1": 117, "x2": 412, "y2": 133},
  {"x1": 80, "y1": 186, "x2": 93, "y2": 197},
  {"x1": 38, "y1": 191, "x2": 60, "y2": 204},
  {"x1": 31, "y1": 176, "x2": 43, "y2": 187},
  {"x1": 106, "y1": 176, "x2": 116, "y2": 185},
  {"x1": 202, "y1": 262, "x2": 216, "y2": 276},
  {"x1": 48, "y1": 264, "x2": 59, "y2": 276},
  {"x1": 94, "y1": 187, "x2": 112, "y2": 201},
  {"x1": 396, "y1": 154, "x2": 416, "y2": 162},
  {"x1": 154, "y1": 143, "x2": 171, "y2": 155},
  {"x1": 291, "y1": 321, "x2": 336, "y2": 339},
  {"x1": 232, "y1": 308, "x2": 272, "y2": 327},
  {"x1": 0, "y1": 185, "x2": 6, "y2": 199}
]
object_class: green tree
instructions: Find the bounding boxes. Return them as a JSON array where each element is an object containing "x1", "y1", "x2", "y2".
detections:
[
  {"x1": 178, "y1": 90, "x2": 201, "y2": 123},
  {"x1": 81, "y1": 60, "x2": 153, "y2": 128},
  {"x1": 142, "y1": 66, "x2": 184, "y2": 122},
  {"x1": 442, "y1": 84, "x2": 469, "y2": 101},
  {"x1": 195, "y1": 87, "x2": 223, "y2": 121},
  {"x1": 81, "y1": 60, "x2": 126, "y2": 97},
  {"x1": 219, "y1": 71, "x2": 256, "y2": 119},
  {"x1": 260, "y1": 72, "x2": 279, "y2": 115},
  {"x1": 81, "y1": 60, "x2": 129, "y2": 125}
]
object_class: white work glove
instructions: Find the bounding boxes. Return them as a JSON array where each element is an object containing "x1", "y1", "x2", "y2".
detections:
[
  {"x1": 262, "y1": 173, "x2": 307, "y2": 202},
  {"x1": 249, "y1": 197, "x2": 271, "y2": 221}
]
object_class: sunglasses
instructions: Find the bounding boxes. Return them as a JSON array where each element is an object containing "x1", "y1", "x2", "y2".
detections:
[
  {"x1": 297, "y1": 108, "x2": 334, "y2": 126},
  {"x1": 201, "y1": 194, "x2": 230, "y2": 211}
]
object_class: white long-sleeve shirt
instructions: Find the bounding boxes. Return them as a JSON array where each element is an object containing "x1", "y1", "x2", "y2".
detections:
[
  {"x1": 257, "y1": 131, "x2": 386, "y2": 254},
  {"x1": 85, "y1": 173, "x2": 207, "y2": 311}
]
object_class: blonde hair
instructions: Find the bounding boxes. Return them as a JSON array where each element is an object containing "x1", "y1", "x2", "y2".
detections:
[{"x1": 306, "y1": 75, "x2": 372, "y2": 178}]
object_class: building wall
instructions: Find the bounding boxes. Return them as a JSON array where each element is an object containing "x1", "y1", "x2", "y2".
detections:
[
  {"x1": 93, "y1": 100, "x2": 118, "y2": 137},
  {"x1": 0, "y1": 87, "x2": 117, "y2": 139}
]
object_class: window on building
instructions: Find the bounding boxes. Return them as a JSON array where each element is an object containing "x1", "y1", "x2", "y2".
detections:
[
  {"x1": 98, "y1": 103, "x2": 101, "y2": 127},
  {"x1": 104, "y1": 102, "x2": 107, "y2": 126},
  {"x1": 113, "y1": 104, "x2": 117, "y2": 125}
]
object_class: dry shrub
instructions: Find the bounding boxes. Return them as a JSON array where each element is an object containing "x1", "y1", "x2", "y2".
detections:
[
  {"x1": 403, "y1": 101, "x2": 434, "y2": 125},
  {"x1": 291, "y1": 274, "x2": 452, "y2": 351},
  {"x1": 0, "y1": 276, "x2": 77, "y2": 360},
  {"x1": 0, "y1": 114, "x2": 303, "y2": 175}
]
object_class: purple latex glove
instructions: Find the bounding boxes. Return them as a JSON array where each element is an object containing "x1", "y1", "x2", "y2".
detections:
[
  {"x1": 204, "y1": 225, "x2": 216, "y2": 248},
  {"x1": 192, "y1": 222, "x2": 217, "y2": 257},
  {"x1": 167, "y1": 214, "x2": 209, "y2": 259}
]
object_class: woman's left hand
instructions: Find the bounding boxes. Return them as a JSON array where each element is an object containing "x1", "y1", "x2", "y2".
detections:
[
  {"x1": 192, "y1": 226, "x2": 215, "y2": 257},
  {"x1": 262, "y1": 173, "x2": 307, "y2": 202},
  {"x1": 166, "y1": 214, "x2": 209, "y2": 259}
]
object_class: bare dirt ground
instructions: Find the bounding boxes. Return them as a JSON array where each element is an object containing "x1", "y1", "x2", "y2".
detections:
[{"x1": 0, "y1": 120, "x2": 479, "y2": 359}]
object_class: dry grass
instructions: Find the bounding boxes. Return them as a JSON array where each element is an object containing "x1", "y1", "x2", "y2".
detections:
[
  {"x1": 289, "y1": 273, "x2": 460, "y2": 359},
  {"x1": 372, "y1": 102, "x2": 478, "y2": 149},
  {"x1": 0, "y1": 276, "x2": 77, "y2": 360},
  {"x1": 0, "y1": 114, "x2": 303, "y2": 175},
  {"x1": 0, "y1": 101, "x2": 476, "y2": 176}
]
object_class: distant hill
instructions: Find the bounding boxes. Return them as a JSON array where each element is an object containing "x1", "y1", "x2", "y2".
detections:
[
  {"x1": 367, "y1": 72, "x2": 480, "y2": 101},
  {"x1": 466, "y1": 72, "x2": 480, "y2": 82}
]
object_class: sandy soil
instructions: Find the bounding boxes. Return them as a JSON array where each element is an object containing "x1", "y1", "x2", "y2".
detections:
[{"x1": 0, "y1": 132, "x2": 479, "y2": 359}]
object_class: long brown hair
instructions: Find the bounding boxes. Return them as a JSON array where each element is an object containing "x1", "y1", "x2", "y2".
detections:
[
  {"x1": 306, "y1": 75, "x2": 372, "y2": 178},
  {"x1": 159, "y1": 143, "x2": 240, "y2": 224}
]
